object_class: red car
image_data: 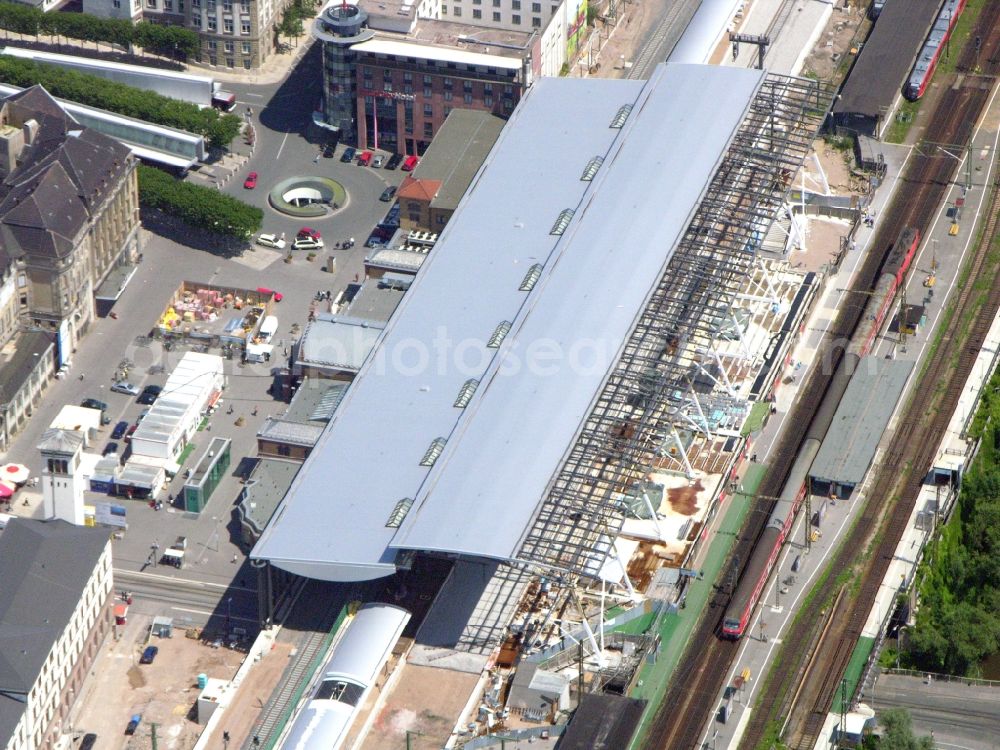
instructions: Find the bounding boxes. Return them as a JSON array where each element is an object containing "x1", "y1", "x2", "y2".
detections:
[
  {"x1": 358, "y1": 150, "x2": 373, "y2": 166},
  {"x1": 256, "y1": 286, "x2": 283, "y2": 302},
  {"x1": 297, "y1": 227, "x2": 321, "y2": 240},
  {"x1": 402, "y1": 155, "x2": 419, "y2": 171},
  {"x1": 243, "y1": 171, "x2": 258, "y2": 189}
]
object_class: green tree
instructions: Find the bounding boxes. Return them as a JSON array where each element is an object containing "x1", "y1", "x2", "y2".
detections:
[
  {"x1": 0, "y1": 57, "x2": 241, "y2": 147},
  {"x1": 865, "y1": 708, "x2": 935, "y2": 750},
  {"x1": 138, "y1": 165, "x2": 262, "y2": 241}
]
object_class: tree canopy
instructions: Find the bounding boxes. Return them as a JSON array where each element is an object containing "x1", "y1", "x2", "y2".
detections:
[
  {"x1": 138, "y1": 165, "x2": 262, "y2": 242},
  {"x1": 903, "y1": 370, "x2": 1000, "y2": 677},
  {"x1": 0, "y1": 56, "x2": 241, "y2": 148},
  {"x1": 863, "y1": 709, "x2": 935, "y2": 750},
  {"x1": 0, "y1": 3, "x2": 198, "y2": 58}
]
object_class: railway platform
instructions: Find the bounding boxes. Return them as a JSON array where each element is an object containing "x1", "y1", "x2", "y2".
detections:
[{"x1": 709, "y1": 74, "x2": 1000, "y2": 750}]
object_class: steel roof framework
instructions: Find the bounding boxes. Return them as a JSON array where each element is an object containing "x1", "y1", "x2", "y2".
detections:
[{"x1": 516, "y1": 74, "x2": 833, "y2": 579}]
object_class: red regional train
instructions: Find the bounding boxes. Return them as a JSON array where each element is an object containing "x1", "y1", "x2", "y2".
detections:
[
  {"x1": 722, "y1": 227, "x2": 920, "y2": 638},
  {"x1": 905, "y1": 0, "x2": 966, "y2": 101}
]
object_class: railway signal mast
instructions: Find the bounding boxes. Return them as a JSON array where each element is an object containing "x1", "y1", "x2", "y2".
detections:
[{"x1": 729, "y1": 33, "x2": 770, "y2": 70}]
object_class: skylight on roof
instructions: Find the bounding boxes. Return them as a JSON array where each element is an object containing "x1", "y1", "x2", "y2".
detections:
[
  {"x1": 454, "y1": 379, "x2": 480, "y2": 408},
  {"x1": 420, "y1": 437, "x2": 447, "y2": 466},
  {"x1": 519, "y1": 263, "x2": 543, "y2": 292},
  {"x1": 386, "y1": 497, "x2": 414, "y2": 528},
  {"x1": 550, "y1": 209, "x2": 575, "y2": 236},
  {"x1": 487, "y1": 321, "x2": 512, "y2": 348},
  {"x1": 610, "y1": 104, "x2": 633, "y2": 129},
  {"x1": 581, "y1": 156, "x2": 604, "y2": 181}
]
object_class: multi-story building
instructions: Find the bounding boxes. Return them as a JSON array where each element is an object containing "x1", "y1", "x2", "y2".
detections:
[
  {"x1": 0, "y1": 86, "x2": 141, "y2": 358},
  {"x1": 396, "y1": 108, "x2": 503, "y2": 233},
  {"x1": 83, "y1": 0, "x2": 287, "y2": 69},
  {"x1": 0, "y1": 330, "x2": 56, "y2": 454},
  {"x1": 0, "y1": 518, "x2": 114, "y2": 750},
  {"x1": 314, "y1": 0, "x2": 536, "y2": 152}
]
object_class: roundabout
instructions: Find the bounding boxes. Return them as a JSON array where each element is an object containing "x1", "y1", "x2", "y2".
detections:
[{"x1": 269, "y1": 176, "x2": 347, "y2": 218}]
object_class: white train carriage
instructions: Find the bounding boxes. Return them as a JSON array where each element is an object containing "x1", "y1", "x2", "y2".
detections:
[{"x1": 279, "y1": 604, "x2": 411, "y2": 750}]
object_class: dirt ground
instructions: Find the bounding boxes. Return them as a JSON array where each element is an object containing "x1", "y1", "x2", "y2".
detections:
[
  {"x1": 800, "y1": 1, "x2": 870, "y2": 82},
  {"x1": 199, "y1": 639, "x2": 296, "y2": 750},
  {"x1": 69, "y1": 614, "x2": 243, "y2": 749},
  {"x1": 357, "y1": 665, "x2": 480, "y2": 750}
]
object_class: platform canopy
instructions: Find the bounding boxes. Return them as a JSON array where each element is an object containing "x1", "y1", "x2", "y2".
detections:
[{"x1": 251, "y1": 63, "x2": 831, "y2": 582}]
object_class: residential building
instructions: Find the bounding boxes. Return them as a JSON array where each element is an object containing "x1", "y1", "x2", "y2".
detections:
[
  {"x1": 0, "y1": 518, "x2": 114, "y2": 750},
  {"x1": 313, "y1": 0, "x2": 535, "y2": 151},
  {"x1": 0, "y1": 330, "x2": 56, "y2": 454},
  {"x1": 0, "y1": 86, "x2": 142, "y2": 359},
  {"x1": 397, "y1": 108, "x2": 503, "y2": 232},
  {"x1": 81, "y1": 0, "x2": 142, "y2": 22},
  {"x1": 83, "y1": 0, "x2": 288, "y2": 69}
]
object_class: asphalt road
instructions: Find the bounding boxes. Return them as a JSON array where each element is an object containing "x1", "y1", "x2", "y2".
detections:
[
  {"x1": 871, "y1": 673, "x2": 1000, "y2": 750},
  {"x1": 1, "y1": 41, "x2": 408, "y2": 629}
]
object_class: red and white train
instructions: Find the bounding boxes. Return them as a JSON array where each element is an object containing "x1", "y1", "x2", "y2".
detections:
[
  {"x1": 722, "y1": 226, "x2": 920, "y2": 638},
  {"x1": 905, "y1": 0, "x2": 966, "y2": 101}
]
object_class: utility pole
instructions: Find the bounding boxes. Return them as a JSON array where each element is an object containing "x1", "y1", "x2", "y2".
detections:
[{"x1": 804, "y1": 494, "x2": 812, "y2": 551}]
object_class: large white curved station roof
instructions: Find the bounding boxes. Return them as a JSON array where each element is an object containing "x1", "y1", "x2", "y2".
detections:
[{"x1": 251, "y1": 63, "x2": 767, "y2": 582}]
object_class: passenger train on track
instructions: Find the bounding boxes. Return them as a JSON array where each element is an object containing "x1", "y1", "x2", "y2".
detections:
[
  {"x1": 278, "y1": 604, "x2": 410, "y2": 750},
  {"x1": 905, "y1": 0, "x2": 967, "y2": 100},
  {"x1": 722, "y1": 227, "x2": 921, "y2": 639}
]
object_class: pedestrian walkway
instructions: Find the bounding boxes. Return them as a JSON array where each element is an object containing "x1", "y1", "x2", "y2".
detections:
[{"x1": 628, "y1": 462, "x2": 767, "y2": 746}]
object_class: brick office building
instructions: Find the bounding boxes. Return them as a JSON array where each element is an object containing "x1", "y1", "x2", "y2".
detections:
[{"x1": 314, "y1": 0, "x2": 535, "y2": 152}]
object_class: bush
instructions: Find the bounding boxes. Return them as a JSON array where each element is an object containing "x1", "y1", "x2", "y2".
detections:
[
  {"x1": 0, "y1": 57, "x2": 241, "y2": 148},
  {"x1": 138, "y1": 165, "x2": 262, "y2": 241}
]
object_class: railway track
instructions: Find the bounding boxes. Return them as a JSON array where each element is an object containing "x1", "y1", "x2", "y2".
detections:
[
  {"x1": 750, "y1": 5, "x2": 1000, "y2": 748},
  {"x1": 644, "y1": 7, "x2": 1000, "y2": 748}
]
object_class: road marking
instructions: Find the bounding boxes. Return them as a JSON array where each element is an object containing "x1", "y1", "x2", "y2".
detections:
[
  {"x1": 242, "y1": 93, "x2": 264, "y2": 99},
  {"x1": 275, "y1": 131, "x2": 290, "y2": 160},
  {"x1": 172, "y1": 606, "x2": 258, "y2": 623},
  {"x1": 114, "y1": 568, "x2": 255, "y2": 592}
]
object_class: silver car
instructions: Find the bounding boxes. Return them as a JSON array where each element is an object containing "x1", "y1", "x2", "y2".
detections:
[{"x1": 110, "y1": 381, "x2": 140, "y2": 396}]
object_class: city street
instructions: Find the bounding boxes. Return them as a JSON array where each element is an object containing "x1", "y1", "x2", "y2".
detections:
[
  {"x1": 872, "y1": 673, "x2": 1000, "y2": 750},
  {"x1": 0, "y1": 40, "x2": 408, "y2": 629}
]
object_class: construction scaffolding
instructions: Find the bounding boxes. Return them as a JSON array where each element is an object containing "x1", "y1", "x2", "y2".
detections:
[{"x1": 516, "y1": 74, "x2": 833, "y2": 580}]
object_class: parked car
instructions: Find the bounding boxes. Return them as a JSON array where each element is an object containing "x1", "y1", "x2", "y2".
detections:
[
  {"x1": 358, "y1": 150, "x2": 373, "y2": 166},
  {"x1": 322, "y1": 143, "x2": 336, "y2": 158},
  {"x1": 380, "y1": 185, "x2": 397, "y2": 202},
  {"x1": 297, "y1": 227, "x2": 322, "y2": 240},
  {"x1": 137, "y1": 408, "x2": 151, "y2": 423},
  {"x1": 385, "y1": 153, "x2": 403, "y2": 170},
  {"x1": 340, "y1": 146, "x2": 356, "y2": 163},
  {"x1": 111, "y1": 420, "x2": 129, "y2": 439},
  {"x1": 256, "y1": 233, "x2": 286, "y2": 250},
  {"x1": 124, "y1": 424, "x2": 138, "y2": 443},
  {"x1": 243, "y1": 171, "x2": 258, "y2": 189},
  {"x1": 139, "y1": 646, "x2": 158, "y2": 664},
  {"x1": 257, "y1": 286, "x2": 284, "y2": 302},
  {"x1": 125, "y1": 715, "x2": 141, "y2": 735},
  {"x1": 402, "y1": 155, "x2": 419, "y2": 171},
  {"x1": 372, "y1": 154, "x2": 385, "y2": 168},
  {"x1": 293, "y1": 236, "x2": 324, "y2": 251},
  {"x1": 103, "y1": 442, "x2": 119, "y2": 457},
  {"x1": 137, "y1": 386, "x2": 162, "y2": 406},
  {"x1": 110, "y1": 380, "x2": 140, "y2": 396},
  {"x1": 80, "y1": 734, "x2": 97, "y2": 750},
  {"x1": 81, "y1": 397, "x2": 108, "y2": 412}
]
